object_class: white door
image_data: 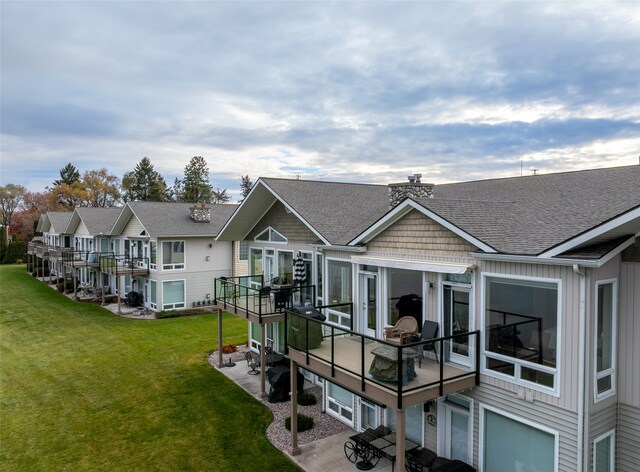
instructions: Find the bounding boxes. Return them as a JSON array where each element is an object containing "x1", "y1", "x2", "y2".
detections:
[
  {"x1": 443, "y1": 284, "x2": 471, "y2": 365},
  {"x1": 444, "y1": 403, "x2": 471, "y2": 463},
  {"x1": 264, "y1": 250, "x2": 275, "y2": 283},
  {"x1": 360, "y1": 273, "x2": 378, "y2": 337},
  {"x1": 358, "y1": 399, "x2": 379, "y2": 432}
]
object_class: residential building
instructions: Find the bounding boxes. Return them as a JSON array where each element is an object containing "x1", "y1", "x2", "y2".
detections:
[{"x1": 214, "y1": 165, "x2": 640, "y2": 472}]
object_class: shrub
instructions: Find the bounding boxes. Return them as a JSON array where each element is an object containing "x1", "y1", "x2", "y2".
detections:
[
  {"x1": 284, "y1": 414, "x2": 314, "y2": 433},
  {"x1": 221, "y1": 344, "x2": 237, "y2": 354},
  {"x1": 156, "y1": 308, "x2": 209, "y2": 319},
  {"x1": 297, "y1": 392, "x2": 317, "y2": 406},
  {"x1": 57, "y1": 283, "x2": 65, "y2": 292}
]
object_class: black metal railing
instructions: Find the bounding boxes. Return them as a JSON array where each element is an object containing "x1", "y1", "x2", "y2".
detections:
[
  {"x1": 213, "y1": 276, "x2": 317, "y2": 323},
  {"x1": 98, "y1": 254, "x2": 149, "y2": 275},
  {"x1": 285, "y1": 309, "x2": 480, "y2": 409}
]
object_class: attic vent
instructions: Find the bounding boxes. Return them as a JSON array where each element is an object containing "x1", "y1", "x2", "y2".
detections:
[
  {"x1": 139, "y1": 230, "x2": 148, "y2": 236},
  {"x1": 190, "y1": 204, "x2": 211, "y2": 223},
  {"x1": 388, "y1": 174, "x2": 434, "y2": 208}
]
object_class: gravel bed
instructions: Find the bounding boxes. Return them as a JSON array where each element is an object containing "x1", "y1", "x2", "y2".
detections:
[{"x1": 209, "y1": 345, "x2": 349, "y2": 452}]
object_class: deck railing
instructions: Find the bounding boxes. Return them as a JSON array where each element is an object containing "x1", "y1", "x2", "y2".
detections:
[
  {"x1": 98, "y1": 255, "x2": 149, "y2": 275},
  {"x1": 213, "y1": 276, "x2": 317, "y2": 323},
  {"x1": 285, "y1": 309, "x2": 480, "y2": 408}
]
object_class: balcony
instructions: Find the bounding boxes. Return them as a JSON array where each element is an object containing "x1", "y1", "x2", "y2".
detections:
[
  {"x1": 98, "y1": 255, "x2": 149, "y2": 276},
  {"x1": 61, "y1": 250, "x2": 113, "y2": 268},
  {"x1": 213, "y1": 276, "x2": 317, "y2": 325},
  {"x1": 285, "y1": 310, "x2": 480, "y2": 410}
]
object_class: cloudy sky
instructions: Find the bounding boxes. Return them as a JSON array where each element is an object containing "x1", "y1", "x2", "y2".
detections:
[{"x1": 1, "y1": 1, "x2": 639, "y2": 199}]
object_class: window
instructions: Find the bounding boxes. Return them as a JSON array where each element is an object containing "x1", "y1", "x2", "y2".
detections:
[
  {"x1": 482, "y1": 406, "x2": 557, "y2": 472},
  {"x1": 326, "y1": 259, "x2": 352, "y2": 327},
  {"x1": 238, "y1": 240, "x2": 249, "y2": 261},
  {"x1": 593, "y1": 430, "x2": 615, "y2": 472},
  {"x1": 99, "y1": 238, "x2": 109, "y2": 253},
  {"x1": 150, "y1": 280, "x2": 157, "y2": 309},
  {"x1": 162, "y1": 241, "x2": 185, "y2": 270},
  {"x1": 163, "y1": 280, "x2": 185, "y2": 309},
  {"x1": 387, "y1": 403, "x2": 423, "y2": 445},
  {"x1": 594, "y1": 280, "x2": 617, "y2": 401},
  {"x1": 484, "y1": 276, "x2": 559, "y2": 392},
  {"x1": 149, "y1": 241, "x2": 157, "y2": 270},
  {"x1": 277, "y1": 250, "x2": 293, "y2": 283},
  {"x1": 316, "y1": 253, "x2": 323, "y2": 305},
  {"x1": 254, "y1": 227, "x2": 287, "y2": 243},
  {"x1": 326, "y1": 382, "x2": 353, "y2": 426},
  {"x1": 113, "y1": 239, "x2": 120, "y2": 256},
  {"x1": 387, "y1": 268, "x2": 422, "y2": 326}
]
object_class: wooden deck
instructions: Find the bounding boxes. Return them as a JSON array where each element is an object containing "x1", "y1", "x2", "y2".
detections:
[{"x1": 288, "y1": 335, "x2": 477, "y2": 409}]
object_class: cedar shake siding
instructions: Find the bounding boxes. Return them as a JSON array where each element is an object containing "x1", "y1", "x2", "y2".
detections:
[{"x1": 245, "y1": 201, "x2": 318, "y2": 244}]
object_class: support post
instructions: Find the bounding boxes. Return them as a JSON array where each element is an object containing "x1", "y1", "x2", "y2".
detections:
[
  {"x1": 217, "y1": 309, "x2": 224, "y2": 368},
  {"x1": 259, "y1": 322, "x2": 267, "y2": 399},
  {"x1": 117, "y1": 275, "x2": 122, "y2": 314},
  {"x1": 73, "y1": 267, "x2": 78, "y2": 300},
  {"x1": 288, "y1": 358, "x2": 301, "y2": 456},
  {"x1": 396, "y1": 408, "x2": 406, "y2": 472}
]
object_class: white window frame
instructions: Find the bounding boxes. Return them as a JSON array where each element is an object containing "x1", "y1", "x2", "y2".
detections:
[
  {"x1": 479, "y1": 404, "x2": 559, "y2": 472},
  {"x1": 437, "y1": 393, "x2": 474, "y2": 463},
  {"x1": 593, "y1": 429, "x2": 615, "y2": 472},
  {"x1": 594, "y1": 279, "x2": 617, "y2": 402},
  {"x1": 161, "y1": 240, "x2": 185, "y2": 271},
  {"x1": 324, "y1": 257, "x2": 354, "y2": 329},
  {"x1": 149, "y1": 280, "x2": 157, "y2": 310},
  {"x1": 481, "y1": 272, "x2": 562, "y2": 397},
  {"x1": 254, "y1": 226, "x2": 288, "y2": 244},
  {"x1": 162, "y1": 279, "x2": 186, "y2": 310},
  {"x1": 149, "y1": 241, "x2": 157, "y2": 271}
]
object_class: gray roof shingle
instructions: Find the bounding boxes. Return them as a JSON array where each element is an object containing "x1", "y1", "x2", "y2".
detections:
[
  {"x1": 47, "y1": 212, "x2": 73, "y2": 234},
  {"x1": 126, "y1": 202, "x2": 238, "y2": 237},
  {"x1": 75, "y1": 207, "x2": 122, "y2": 235}
]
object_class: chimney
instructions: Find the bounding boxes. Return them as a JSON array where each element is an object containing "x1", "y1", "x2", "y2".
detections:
[
  {"x1": 189, "y1": 203, "x2": 211, "y2": 223},
  {"x1": 388, "y1": 174, "x2": 434, "y2": 208}
]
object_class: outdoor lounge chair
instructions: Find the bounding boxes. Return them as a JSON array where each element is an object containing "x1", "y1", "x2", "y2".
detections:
[
  {"x1": 418, "y1": 320, "x2": 439, "y2": 367},
  {"x1": 384, "y1": 316, "x2": 419, "y2": 345}
]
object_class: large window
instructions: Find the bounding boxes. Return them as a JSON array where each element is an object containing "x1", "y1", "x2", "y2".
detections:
[
  {"x1": 387, "y1": 269, "x2": 422, "y2": 326},
  {"x1": 162, "y1": 241, "x2": 185, "y2": 270},
  {"x1": 162, "y1": 280, "x2": 185, "y2": 309},
  {"x1": 593, "y1": 430, "x2": 615, "y2": 472},
  {"x1": 482, "y1": 407, "x2": 557, "y2": 472},
  {"x1": 387, "y1": 403, "x2": 423, "y2": 445},
  {"x1": 149, "y1": 241, "x2": 157, "y2": 270},
  {"x1": 326, "y1": 382, "x2": 353, "y2": 425},
  {"x1": 150, "y1": 280, "x2": 157, "y2": 310},
  {"x1": 484, "y1": 276, "x2": 559, "y2": 391},
  {"x1": 327, "y1": 259, "x2": 352, "y2": 327},
  {"x1": 595, "y1": 280, "x2": 617, "y2": 401},
  {"x1": 277, "y1": 250, "x2": 293, "y2": 283}
]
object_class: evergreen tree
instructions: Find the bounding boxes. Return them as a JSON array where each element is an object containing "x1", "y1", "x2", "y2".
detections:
[
  {"x1": 121, "y1": 157, "x2": 167, "y2": 202},
  {"x1": 182, "y1": 156, "x2": 213, "y2": 203},
  {"x1": 211, "y1": 188, "x2": 230, "y2": 204},
  {"x1": 168, "y1": 178, "x2": 183, "y2": 202},
  {"x1": 53, "y1": 163, "x2": 80, "y2": 187},
  {"x1": 240, "y1": 175, "x2": 253, "y2": 201}
]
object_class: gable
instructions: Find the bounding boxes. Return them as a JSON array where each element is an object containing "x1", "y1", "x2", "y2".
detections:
[
  {"x1": 122, "y1": 213, "x2": 146, "y2": 238},
  {"x1": 245, "y1": 200, "x2": 318, "y2": 244},
  {"x1": 366, "y1": 209, "x2": 478, "y2": 257}
]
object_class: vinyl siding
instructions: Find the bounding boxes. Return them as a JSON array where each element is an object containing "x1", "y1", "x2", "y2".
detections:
[
  {"x1": 588, "y1": 403, "x2": 617, "y2": 471},
  {"x1": 122, "y1": 214, "x2": 145, "y2": 238},
  {"x1": 617, "y1": 403, "x2": 640, "y2": 472},
  {"x1": 618, "y1": 261, "x2": 640, "y2": 408},
  {"x1": 366, "y1": 210, "x2": 477, "y2": 257},
  {"x1": 246, "y1": 201, "x2": 318, "y2": 243},
  {"x1": 75, "y1": 220, "x2": 90, "y2": 236},
  {"x1": 469, "y1": 383, "x2": 578, "y2": 472}
]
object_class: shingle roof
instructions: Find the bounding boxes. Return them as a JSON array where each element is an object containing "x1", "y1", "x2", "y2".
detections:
[
  {"x1": 75, "y1": 207, "x2": 122, "y2": 235},
  {"x1": 126, "y1": 202, "x2": 238, "y2": 237},
  {"x1": 47, "y1": 212, "x2": 73, "y2": 234},
  {"x1": 412, "y1": 165, "x2": 640, "y2": 255},
  {"x1": 261, "y1": 178, "x2": 390, "y2": 245}
]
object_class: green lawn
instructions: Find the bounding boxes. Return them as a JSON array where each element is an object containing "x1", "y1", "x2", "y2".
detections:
[{"x1": 0, "y1": 265, "x2": 301, "y2": 472}]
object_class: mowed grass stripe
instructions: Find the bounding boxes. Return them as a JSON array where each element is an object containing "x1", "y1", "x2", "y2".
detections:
[{"x1": 0, "y1": 265, "x2": 301, "y2": 471}]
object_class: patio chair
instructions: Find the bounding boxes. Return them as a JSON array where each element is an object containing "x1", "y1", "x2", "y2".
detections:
[
  {"x1": 384, "y1": 316, "x2": 419, "y2": 345},
  {"x1": 259, "y1": 286, "x2": 272, "y2": 311},
  {"x1": 418, "y1": 320, "x2": 439, "y2": 367},
  {"x1": 245, "y1": 351, "x2": 259, "y2": 375}
]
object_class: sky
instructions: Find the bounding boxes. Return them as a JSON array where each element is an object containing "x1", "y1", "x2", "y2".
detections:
[{"x1": 1, "y1": 1, "x2": 639, "y2": 200}]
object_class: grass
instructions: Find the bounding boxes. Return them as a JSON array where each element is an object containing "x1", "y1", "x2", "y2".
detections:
[{"x1": 0, "y1": 265, "x2": 301, "y2": 472}]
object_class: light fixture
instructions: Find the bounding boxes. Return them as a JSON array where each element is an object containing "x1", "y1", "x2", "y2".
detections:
[{"x1": 206, "y1": 256, "x2": 211, "y2": 261}]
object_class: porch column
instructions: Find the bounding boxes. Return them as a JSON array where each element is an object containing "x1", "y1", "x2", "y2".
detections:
[
  {"x1": 49, "y1": 255, "x2": 53, "y2": 284},
  {"x1": 396, "y1": 408, "x2": 407, "y2": 472},
  {"x1": 289, "y1": 358, "x2": 301, "y2": 456},
  {"x1": 101, "y1": 275, "x2": 106, "y2": 305},
  {"x1": 41, "y1": 256, "x2": 45, "y2": 281},
  {"x1": 117, "y1": 275, "x2": 122, "y2": 314},
  {"x1": 73, "y1": 267, "x2": 78, "y2": 300},
  {"x1": 259, "y1": 322, "x2": 267, "y2": 400},
  {"x1": 217, "y1": 309, "x2": 224, "y2": 368}
]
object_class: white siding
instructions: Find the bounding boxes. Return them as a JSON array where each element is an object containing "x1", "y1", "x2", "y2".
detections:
[
  {"x1": 617, "y1": 403, "x2": 640, "y2": 472},
  {"x1": 618, "y1": 262, "x2": 640, "y2": 408},
  {"x1": 122, "y1": 215, "x2": 145, "y2": 238}
]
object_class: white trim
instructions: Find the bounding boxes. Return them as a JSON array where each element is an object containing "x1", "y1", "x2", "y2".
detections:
[
  {"x1": 352, "y1": 255, "x2": 472, "y2": 274},
  {"x1": 437, "y1": 393, "x2": 474, "y2": 463},
  {"x1": 593, "y1": 278, "x2": 618, "y2": 403},
  {"x1": 350, "y1": 199, "x2": 497, "y2": 253},
  {"x1": 540, "y1": 207, "x2": 640, "y2": 258},
  {"x1": 480, "y1": 272, "x2": 562, "y2": 397},
  {"x1": 161, "y1": 278, "x2": 186, "y2": 310},
  {"x1": 160, "y1": 240, "x2": 185, "y2": 271},
  {"x1": 254, "y1": 226, "x2": 288, "y2": 244},
  {"x1": 592, "y1": 429, "x2": 616, "y2": 472},
  {"x1": 479, "y1": 404, "x2": 559, "y2": 472}
]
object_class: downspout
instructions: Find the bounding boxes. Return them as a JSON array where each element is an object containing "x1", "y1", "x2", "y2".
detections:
[{"x1": 573, "y1": 264, "x2": 586, "y2": 472}]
